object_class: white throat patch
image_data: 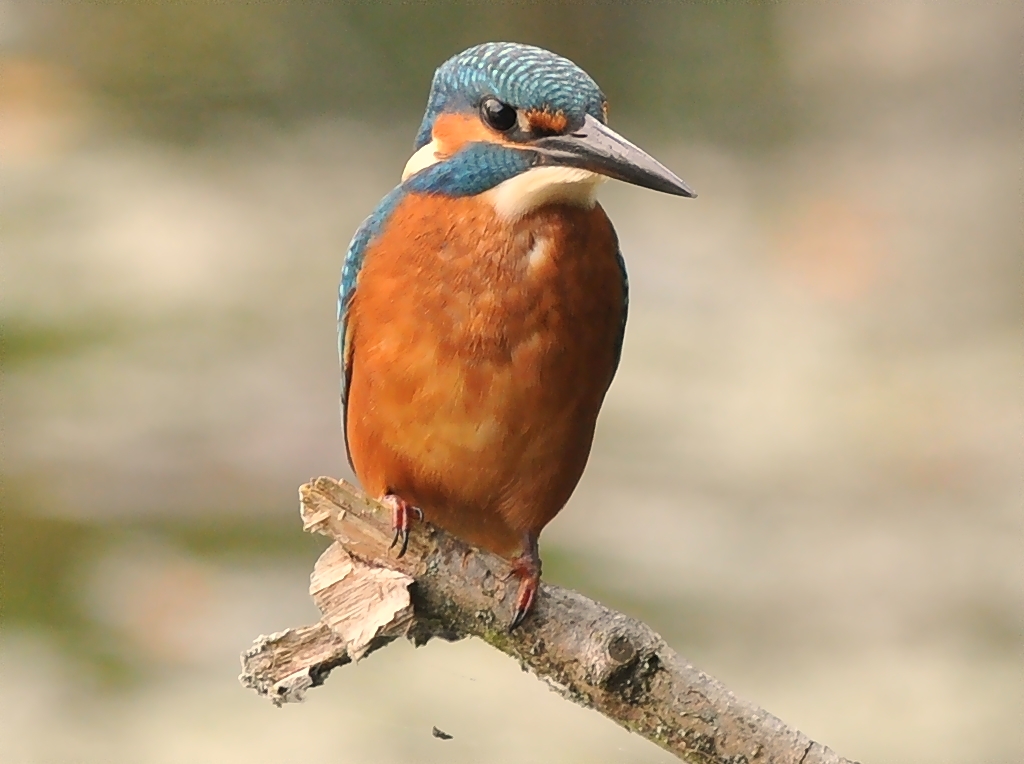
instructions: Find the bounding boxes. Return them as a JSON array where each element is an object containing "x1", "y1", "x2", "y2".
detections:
[{"x1": 485, "y1": 166, "x2": 605, "y2": 221}]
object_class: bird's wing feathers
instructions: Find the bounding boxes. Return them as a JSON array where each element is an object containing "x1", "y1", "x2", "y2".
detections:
[
  {"x1": 611, "y1": 246, "x2": 629, "y2": 376},
  {"x1": 338, "y1": 186, "x2": 408, "y2": 466}
]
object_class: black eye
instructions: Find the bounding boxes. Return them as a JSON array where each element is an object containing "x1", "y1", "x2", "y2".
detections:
[{"x1": 480, "y1": 98, "x2": 517, "y2": 132}]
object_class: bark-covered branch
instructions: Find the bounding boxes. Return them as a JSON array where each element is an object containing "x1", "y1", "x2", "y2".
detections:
[{"x1": 239, "y1": 477, "x2": 855, "y2": 764}]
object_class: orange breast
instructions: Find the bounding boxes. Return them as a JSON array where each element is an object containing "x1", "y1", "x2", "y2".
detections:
[{"x1": 345, "y1": 194, "x2": 624, "y2": 557}]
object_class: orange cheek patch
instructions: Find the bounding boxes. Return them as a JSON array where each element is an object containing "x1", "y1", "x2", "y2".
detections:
[
  {"x1": 525, "y1": 109, "x2": 568, "y2": 136},
  {"x1": 432, "y1": 113, "x2": 506, "y2": 156}
]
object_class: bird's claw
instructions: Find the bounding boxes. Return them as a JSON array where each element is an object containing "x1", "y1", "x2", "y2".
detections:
[
  {"x1": 506, "y1": 535, "x2": 541, "y2": 632},
  {"x1": 508, "y1": 574, "x2": 538, "y2": 632},
  {"x1": 382, "y1": 494, "x2": 421, "y2": 558}
]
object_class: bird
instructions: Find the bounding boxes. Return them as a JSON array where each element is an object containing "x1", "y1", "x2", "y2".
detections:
[{"x1": 338, "y1": 42, "x2": 694, "y2": 630}]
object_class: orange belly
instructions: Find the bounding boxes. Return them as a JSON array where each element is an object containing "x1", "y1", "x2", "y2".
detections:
[{"x1": 345, "y1": 194, "x2": 624, "y2": 558}]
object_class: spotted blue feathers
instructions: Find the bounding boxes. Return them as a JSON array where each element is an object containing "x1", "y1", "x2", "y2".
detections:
[
  {"x1": 407, "y1": 142, "x2": 537, "y2": 197},
  {"x1": 414, "y1": 42, "x2": 607, "y2": 150}
]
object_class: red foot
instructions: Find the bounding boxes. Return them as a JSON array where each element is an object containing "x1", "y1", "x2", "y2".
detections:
[
  {"x1": 381, "y1": 493, "x2": 422, "y2": 558},
  {"x1": 505, "y1": 534, "x2": 541, "y2": 631}
]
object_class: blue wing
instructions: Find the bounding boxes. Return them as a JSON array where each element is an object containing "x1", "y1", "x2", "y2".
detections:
[{"x1": 338, "y1": 186, "x2": 408, "y2": 466}]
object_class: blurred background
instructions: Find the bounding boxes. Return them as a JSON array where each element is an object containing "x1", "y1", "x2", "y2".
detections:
[{"x1": 2, "y1": 3, "x2": 1020, "y2": 763}]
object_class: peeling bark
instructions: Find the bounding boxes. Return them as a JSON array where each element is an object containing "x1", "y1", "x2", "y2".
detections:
[{"x1": 239, "y1": 477, "x2": 856, "y2": 764}]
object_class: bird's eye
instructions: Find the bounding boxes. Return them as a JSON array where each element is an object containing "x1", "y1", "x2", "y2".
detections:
[{"x1": 480, "y1": 98, "x2": 518, "y2": 132}]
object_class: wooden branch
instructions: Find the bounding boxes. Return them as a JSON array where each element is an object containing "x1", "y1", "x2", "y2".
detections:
[{"x1": 239, "y1": 477, "x2": 856, "y2": 764}]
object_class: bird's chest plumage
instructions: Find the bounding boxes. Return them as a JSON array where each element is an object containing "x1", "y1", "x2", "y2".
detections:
[{"x1": 345, "y1": 193, "x2": 624, "y2": 555}]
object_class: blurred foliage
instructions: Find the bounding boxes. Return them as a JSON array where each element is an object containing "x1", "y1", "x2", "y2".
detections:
[
  {"x1": 31, "y1": 2, "x2": 794, "y2": 146},
  {"x1": 154, "y1": 515, "x2": 330, "y2": 563},
  {"x1": 2, "y1": 477, "x2": 327, "y2": 681},
  {"x1": 542, "y1": 545, "x2": 723, "y2": 659},
  {"x1": 2, "y1": 319, "x2": 123, "y2": 369},
  {"x1": 2, "y1": 490, "x2": 133, "y2": 680}
]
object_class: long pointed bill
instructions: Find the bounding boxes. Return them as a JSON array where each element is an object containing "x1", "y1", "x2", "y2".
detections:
[{"x1": 531, "y1": 114, "x2": 696, "y2": 198}]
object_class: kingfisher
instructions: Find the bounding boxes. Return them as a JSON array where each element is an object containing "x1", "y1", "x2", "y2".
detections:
[{"x1": 339, "y1": 42, "x2": 694, "y2": 629}]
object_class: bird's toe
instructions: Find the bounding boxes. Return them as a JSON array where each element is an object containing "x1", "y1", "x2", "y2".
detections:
[{"x1": 381, "y1": 493, "x2": 421, "y2": 558}]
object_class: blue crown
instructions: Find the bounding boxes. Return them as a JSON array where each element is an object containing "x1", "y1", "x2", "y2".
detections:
[{"x1": 414, "y1": 42, "x2": 606, "y2": 150}]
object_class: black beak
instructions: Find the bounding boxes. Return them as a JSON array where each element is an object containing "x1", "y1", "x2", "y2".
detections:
[{"x1": 531, "y1": 114, "x2": 696, "y2": 198}]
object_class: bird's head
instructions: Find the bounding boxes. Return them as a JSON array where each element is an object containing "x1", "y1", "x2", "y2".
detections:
[{"x1": 403, "y1": 42, "x2": 694, "y2": 218}]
